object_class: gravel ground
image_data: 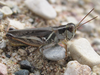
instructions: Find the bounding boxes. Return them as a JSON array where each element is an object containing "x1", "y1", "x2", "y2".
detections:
[{"x1": 0, "y1": 0, "x2": 100, "y2": 75}]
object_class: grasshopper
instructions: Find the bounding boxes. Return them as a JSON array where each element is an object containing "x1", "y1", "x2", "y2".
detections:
[{"x1": 6, "y1": 8, "x2": 97, "y2": 50}]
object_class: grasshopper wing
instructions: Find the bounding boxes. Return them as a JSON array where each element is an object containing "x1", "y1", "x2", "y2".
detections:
[{"x1": 6, "y1": 27, "x2": 54, "y2": 46}]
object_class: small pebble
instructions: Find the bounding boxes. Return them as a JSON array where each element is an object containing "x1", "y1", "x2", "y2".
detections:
[
  {"x1": 18, "y1": 49, "x2": 27, "y2": 57},
  {"x1": 78, "y1": 0, "x2": 85, "y2": 6},
  {"x1": 78, "y1": 23, "x2": 95, "y2": 33},
  {"x1": 68, "y1": 38, "x2": 100, "y2": 68},
  {"x1": 34, "y1": 71, "x2": 40, "y2": 75},
  {"x1": 92, "y1": 64, "x2": 100, "y2": 75},
  {"x1": 48, "y1": 0, "x2": 56, "y2": 4},
  {"x1": 28, "y1": 18, "x2": 34, "y2": 23},
  {"x1": 0, "y1": 1, "x2": 6, "y2": 6},
  {"x1": 12, "y1": 6, "x2": 21, "y2": 14},
  {"x1": 95, "y1": 6, "x2": 100, "y2": 14},
  {"x1": 61, "y1": 0, "x2": 67, "y2": 5},
  {"x1": 8, "y1": 18, "x2": 26, "y2": 29},
  {"x1": 0, "y1": 49, "x2": 3, "y2": 54},
  {"x1": 0, "y1": 12, "x2": 3, "y2": 19},
  {"x1": 42, "y1": 45, "x2": 66, "y2": 61},
  {"x1": 0, "y1": 6, "x2": 13, "y2": 16},
  {"x1": 0, "y1": 39, "x2": 6, "y2": 49},
  {"x1": 92, "y1": 38, "x2": 100, "y2": 45},
  {"x1": 94, "y1": 45, "x2": 100, "y2": 55},
  {"x1": 96, "y1": 27, "x2": 100, "y2": 35},
  {"x1": 61, "y1": 22, "x2": 68, "y2": 25},
  {"x1": 64, "y1": 60, "x2": 91, "y2": 75},
  {"x1": 55, "y1": 6, "x2": 62, "y2": 13},
  {"x1": 6, "y1": 54, "x2": 11, "y2": 58},
  {"x1": 20, "y1": 60, "x2": 31, "y2": 71},
  {"x1": 0, "y1": 63, "x2": 7, "y2": 75},
  {"x1": 14, "y1": 70, "x2": 29, "y2": 75},
  {"x1": 25, "y1": 0, "x2": 57, "y2": 19},
  {"x1": 12, "y1": 53, "x2": 18, "y2": 57},
  {"x1": 6, "y1": 1, "x2": 17, "y2": 8},
  {"x1": 66, "y1": 16, "x2": 78, "y2": 24},
  {"x1": 84, "y1": 0, "x2": 91, "y2": 3}
]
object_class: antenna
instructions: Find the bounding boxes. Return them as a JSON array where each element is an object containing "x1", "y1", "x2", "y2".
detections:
[
  {"x1": 76, "y1": 8, "x2": 97, "y2": 29},
  {"x1": 77, "y1": 16, "x2": 98, "y2": 28}
]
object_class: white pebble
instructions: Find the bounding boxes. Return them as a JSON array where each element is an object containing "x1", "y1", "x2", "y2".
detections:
[
  {"x1": 64, "y1": 60, "x2": 91, "y2": 75},
  {"x1": 8, "y1": 18, "x2": 26, "y2": 29},
  {"x1": 61, "y1": 22, "x2": 68, "y2": 25},
  {"x1": 0, "y1": 1, "x2": 6, "y2": 6},
  {"x1": 92, "y1": 64, "x2": 100, "y2": 75},
  {"x1": 42, "y1": 45, "x2": 66, "y2": 61},
  {"x1": 68, "y1": 38, "x2": 100, "y2": 68},
  {"x1": 66, "y1": 16, "x2": 78, "y2": 24},
  {"x1": 6, "y1": 1, "x2": 17, "y2": 8},
  {"x1": 0, "y1": 6, "x2": 13, "y2": 16},
  {"x1": 0, "y1": 63, "x2": 7, "y2": 75},
  {"x1": 25, "y1": 0, "x2": 57, "y2": 19},
  {"x1": 55, "y1": 6, "x2": 62, "y2": 13}
]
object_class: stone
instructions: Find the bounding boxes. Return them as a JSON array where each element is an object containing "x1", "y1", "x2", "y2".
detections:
[
  {"x1": 92, "y1": 64, "x2": 100, "y2": 75},
  {"x1": 0, "y1": 1, "x2": 17, "y2": 8},
  {"x1": 0, "y1": 6, "x2": 13, "y2": 16},
  {"x1": 24, "y1": 0, "x2": 57, "y2": 19},
  {"x1": 96, "y1": 27, "x2": 100, "y2": 35},
  {"x1": 78, "y1": 0, "x2": 85, "y2": 6},
  {"x1": 0, "y1": 39, "x2": 6, "y2": 49},
  {"x1": 0, "y1": 49, "x2": 3, "y2": 54},
  {"x1": 66, "y1": 16, "x2": 78, "y2": 24},
  {"x1": 55, "y1": 6, "x2": 67, "y2": 13},
  {"x1": 92, "y1": 38, "x2": 100, "y2": 45},
  {"x1": 0, "y1": 12, "x2": 3, "y2": 19},
  {"x1": 94, "y1": 45, "x2": 100, "y2": 55},
  {"x1": 48, "y1": 0, "x2": 56, "y2": 4},
  {"x1": 6, "y1": 1, "x2": 17, "y2": 8},
  {"x1": 61, "y1": 22, "x2": 68, "y2": 25},
  {"x1": 0, "y1": 1, "x2": 6, "y2": 6},
  {"x1": 55, "y1": 6, "x2": 62, "y2": 13},
  {"x1": 6, "y1": 54, "x2": 11, "y2": 58},
  {"x1": 61, "y1": 0, "x2": 67, "y2": 5},
  {"x1": 95, "y1": 6, "x2": 100, "y2": 14},
  {"x1": 0, "y1": 63, "x2": 7, "y2": 75},
  {"x1": 12, "y1": 6, "x2": 21, "y2": 14},
  {"x1": 20, "y1": 60, "x2": 31, "y2": 70},
  {"x1": 42, "y1": 45, "x2": 66, "y2": 61},
  {"x1": 84, "y1": 0, "x2": 91, "y2": 3},
  {"x1": 34, "y1": 71, "x2": 40, "y2": 75},
  {"x1": 18, "y1": 49, "x2": 27, "y2": 57},
  {"x1": 14, "y1": 70, "x2": 29, "y2": 75},
  {"x1": 78, "y1": 23, "x2": 95, "y2": 32},
  {"x1": 68, "y1": 38, "x2": 100, "y2": 68},
  {"x1": 8, "y1": 18, "x2": 26, "y2": 29},
  {"x1": 64, "y1": 60, "x2": 91, "y2": 75}
]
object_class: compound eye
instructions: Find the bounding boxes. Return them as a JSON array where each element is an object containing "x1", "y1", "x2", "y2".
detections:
[
  {"x1": 66, "y1": 23, "x2": 75, "y2": 32},
  {"x1": 67, "y1": 26, "x2": 74, "y2": 32}
]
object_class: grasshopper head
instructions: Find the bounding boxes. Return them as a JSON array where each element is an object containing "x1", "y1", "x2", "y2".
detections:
[
  {"x1": 65, "y1": 23, "x2": 76, "y2": 40},
  {"x1": 65, "y1": 8, "x2": 97, "y2": 40}
]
